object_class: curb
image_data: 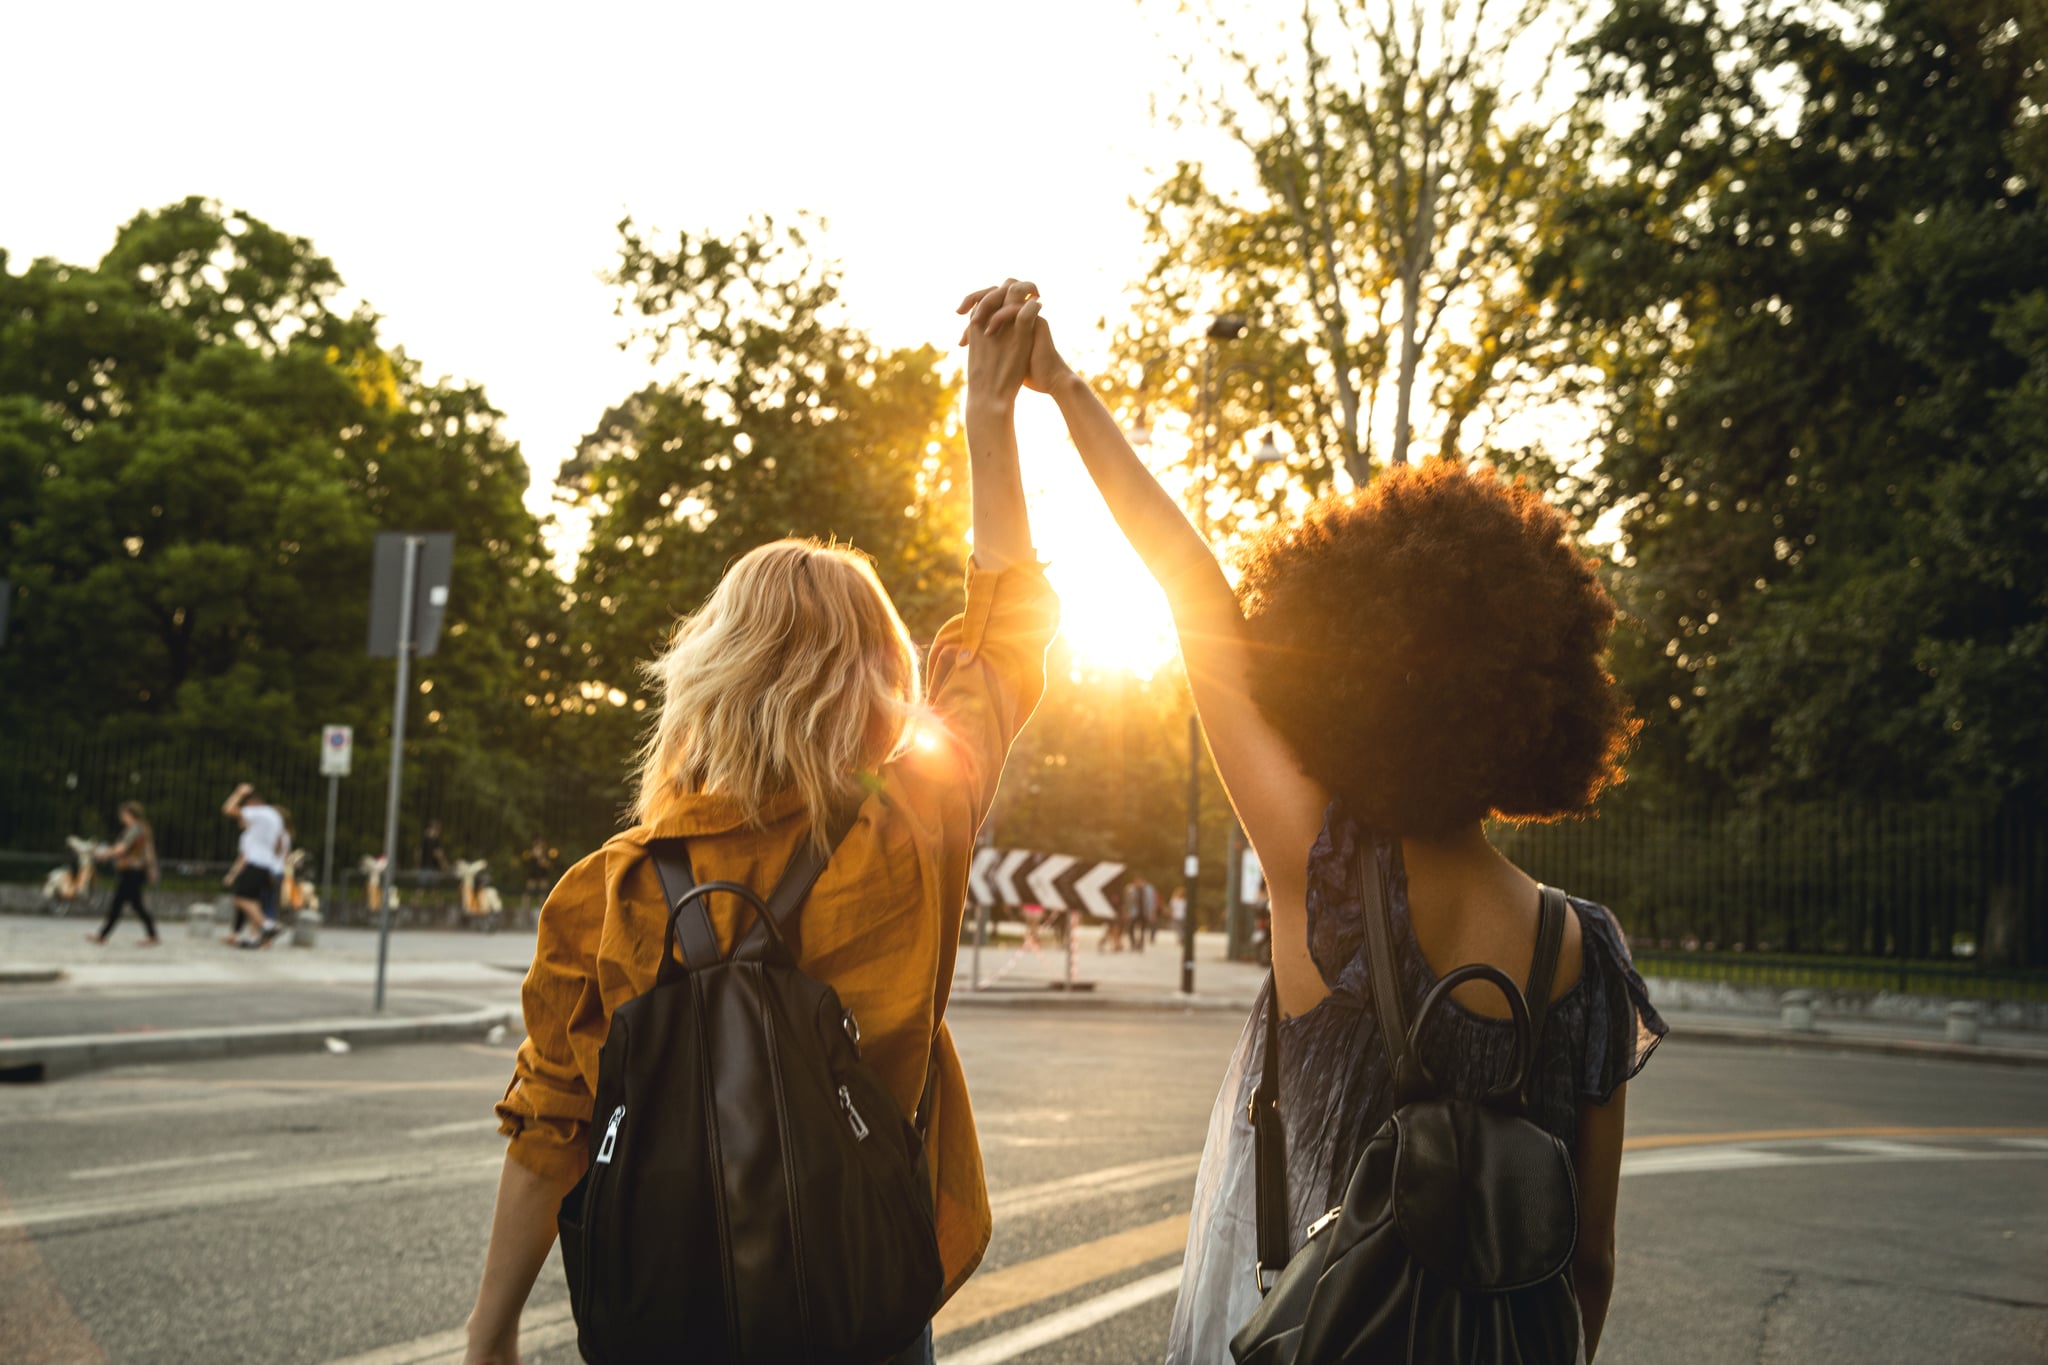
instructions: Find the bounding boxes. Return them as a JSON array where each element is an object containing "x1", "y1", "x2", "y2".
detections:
[
  {"x1": 0, "y1": 966, "x2": 66, "y2": 986},
  {"x1": 1668, "y1": 1019, "x2": 2048, "y2": 1069},
  {"x1": 0, "y1": 1001, "x2": 518, "y2": 1083}
]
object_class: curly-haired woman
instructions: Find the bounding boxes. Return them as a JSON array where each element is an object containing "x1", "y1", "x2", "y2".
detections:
[
  {"x1": 464, "y1": 281, "x2": 1057, "y2": 1365},
  {"x1": 966, "y1": 290, "x2": 1666, "y2": 1362}
]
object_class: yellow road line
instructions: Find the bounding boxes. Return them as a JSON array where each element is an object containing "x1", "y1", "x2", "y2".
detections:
[
  {"x1": 936, "y1": 1214, "x2": 1188, "y2": 1339},
  {"x1": 1623, "y1": 1124, "x2": 2048, "y2": 1151}
]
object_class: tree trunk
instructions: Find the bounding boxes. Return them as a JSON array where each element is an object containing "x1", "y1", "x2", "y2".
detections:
[{"x1": 1390, "y1": 176, "x2": 1436, "y2": 467}]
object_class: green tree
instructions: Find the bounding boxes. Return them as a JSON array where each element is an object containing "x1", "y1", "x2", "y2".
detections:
[
  {"x1": 0, "y1": 198, "x2": 555, "y2": 851},
  {"x1": 1113, "y1": 0, "x2": 1591, "y2": 511},
  {"x1": 550, "y1": 215, "x2": 970, "y2": 784},
  {"x1": 1535, "y1": 0, "x2": 2047, "y2": 957}
]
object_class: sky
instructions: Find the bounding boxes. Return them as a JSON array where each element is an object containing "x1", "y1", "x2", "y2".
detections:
[{"x1": 2, "y1": 0, "x2": 1229, "y2": 669}]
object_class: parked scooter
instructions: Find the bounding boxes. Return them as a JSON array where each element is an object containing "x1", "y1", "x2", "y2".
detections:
[
  {"x1": 358, "y1": 854, "x2": 400, "y2": 913},
  {"x1": 454, "y1": 858, "x2": 503, "y2": 933},
  {"x1": 42, "y1": 836, "x2": 98, "y2": 914}
]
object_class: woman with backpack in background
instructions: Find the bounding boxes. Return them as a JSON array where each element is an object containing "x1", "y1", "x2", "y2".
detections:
[
  {"x1": 87, "y1": 801, "x2": 160, "y2": 946},
  {"x1": 978, "y1": 290, "x2": 1665, "y2": 1362},
  {"x1": 464, "y1": 281, "x2": 1056, "y2": 1365}
]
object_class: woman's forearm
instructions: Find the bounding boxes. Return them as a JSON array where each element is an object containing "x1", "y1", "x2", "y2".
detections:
[
  {"x1": 966, "y1": 398, "x2": 1032, "y2": 572},
  {"x1": 1046, "y1": 371, "x2": 1237, "y2": 622},
  {"x1": 466, "y1": 1153, "x2": 581, "y2": 1362}
]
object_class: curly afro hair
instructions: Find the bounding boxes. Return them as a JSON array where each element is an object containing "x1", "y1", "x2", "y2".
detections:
[{"x1": 1237, "y1": 460, "x2": 1637, "y2": 837}]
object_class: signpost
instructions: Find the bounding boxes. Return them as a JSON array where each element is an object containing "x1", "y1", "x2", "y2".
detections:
[
  {"x1": 319, "y1": 725, "x2": 352, "y2": 918},
  {"x1": 366, "y1": 532, "x2": 454, "y2": 1012}
]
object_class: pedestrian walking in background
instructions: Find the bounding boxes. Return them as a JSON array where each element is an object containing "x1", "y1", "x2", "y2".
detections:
[
  {"x1": 1006, "y1": 293, "x2": 1664, "y2": 1362},
  {"x1": 1126, "y1": 875, "x2": 1149, "y2": 953},
  {"x1": 265, "y1": 806, "x2": 295, "y2": 932},
  {"x1": 1168, "y1": 886, "x2": 1188, "y2": 943},
  {"x1": 520, "y1": 835, "x2": 555, "y2": 913},
  {"x1": 87, "y1": 801, "x2": 160, "y2": 946},
  {"x1": 419, "y1": 818, "x2": 450, "y2": 889},
  {"x1": 221, "y1": 783, "x2": 285, "y2": 947},
  {"x1": 1140, "y1": 876, "x2": 1161, "y2": 947},
  {"x1": 465, "y1": 279, "x2": 1057, "y2": 1365}
]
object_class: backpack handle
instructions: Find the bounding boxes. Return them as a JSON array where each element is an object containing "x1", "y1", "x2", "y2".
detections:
[
  {"x1": 671, "y1": 880, "x2": 795, "y2": 966},
  {"x1": 1408, "y1": 963, "x2": 1534, "y2": 1105}
]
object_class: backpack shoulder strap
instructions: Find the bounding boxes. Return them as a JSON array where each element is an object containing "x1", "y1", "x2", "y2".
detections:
[
  {"x1": 1249, "y1": 978, "x2": 1290, "y2": 1292},
  {"x1": 733, "y1": 801, "x2": 863, "y2": 960},
  {"x1": 1358, "y1": 840, "x2": 1424, "y2": 1103},
  {"x1": 651, "y1": 842, "x2": 711, "y2": 984},
  {"x1": 1520, "y1": 885, "x2": 1569, "y2": 1110}
]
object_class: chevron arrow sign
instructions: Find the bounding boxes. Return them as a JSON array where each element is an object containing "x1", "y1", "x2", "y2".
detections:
[
  {"x1": 969, "y1": 847, "x2": 1000, "y2": 906},
  {"x1": 1072, "y1": 861, "x2": 1127, "y2": 920},
  {"x1": 1025, "y1": 854, "x2": 1077, "y2": 912},
  {"x1": 972, "y1": 848, "x2": 1128, "y2": 918},
  {"x1": 992, "y1": 849, "x2": 1037, "y2": 906}
]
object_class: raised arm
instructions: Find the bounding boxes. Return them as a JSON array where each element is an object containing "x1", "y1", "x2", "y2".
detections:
[
  {"x1": 1001, "y1": 307, "x2": 1332, "y2": 1015},
  {"x1": 958, "y1": 278, "x2": 1039, "y2": 572}
]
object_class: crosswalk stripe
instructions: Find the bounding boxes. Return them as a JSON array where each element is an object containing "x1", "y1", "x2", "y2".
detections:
[
  {"x1": 69, "y1": 1149, "x2": 256, "y2": 1181},
  {"x1": 936, "y1": 1214, "x2": 1187, "y2": 1338},
  {"x1": 939, "y1": 1266, "x2": 1184, "y2": 1365},
  {"x1": 986, "y1": 1153, "x2": 1200, "y2": 1220},
  {"x1": 322, "y1": 1303, "x2": 574, "y2": 1365}
]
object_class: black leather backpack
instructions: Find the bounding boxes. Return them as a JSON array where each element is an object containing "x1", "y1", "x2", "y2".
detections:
[
  {"x1": 1231, "y1": 848, "x2": 1584, "y2": 1364},
  {"x1": 556, "y1": 818, "x2": 945, "y2": 1363}
]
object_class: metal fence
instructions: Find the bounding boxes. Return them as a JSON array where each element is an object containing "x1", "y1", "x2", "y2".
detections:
[
  {"x1": 0, "y1": 733, "x2": 632, "y2": 890},
  {"x1": 1491, "y1": 796, "x2": 2047, "y2": 968}
]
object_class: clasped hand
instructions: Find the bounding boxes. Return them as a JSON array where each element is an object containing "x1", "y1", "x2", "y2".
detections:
[{"x1": 957, "y1": 277, "x2": 1067, "y2": 407}]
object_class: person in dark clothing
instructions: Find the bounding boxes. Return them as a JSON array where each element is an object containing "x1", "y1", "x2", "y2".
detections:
[
  {"x1": 419, "y1": 819, "x2": 450, "y2": 889},
  {"x1": 88, "y1": 801, "x2": 160, "y2": 946}
]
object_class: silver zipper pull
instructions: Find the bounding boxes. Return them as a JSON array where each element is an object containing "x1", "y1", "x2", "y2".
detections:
[
  {"x1": 838, "y1": 1085, "x2": 870, "y2": 1141},
  {"x1": 596, "y1": 1104, "x2": 625, "y2": 1164}
]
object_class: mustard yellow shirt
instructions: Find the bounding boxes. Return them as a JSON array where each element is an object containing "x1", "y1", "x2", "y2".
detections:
[{"x1": 496, "y1": 561, "x2": 1059, "y2": 1302}]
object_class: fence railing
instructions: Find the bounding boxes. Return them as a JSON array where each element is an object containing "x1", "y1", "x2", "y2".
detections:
[
  {"x1": 0, "y1": 733, "x2": 632, "y2": 890},
  {"x1": 1491, "y1": 795, "x2": 2045, "y2": 968}
]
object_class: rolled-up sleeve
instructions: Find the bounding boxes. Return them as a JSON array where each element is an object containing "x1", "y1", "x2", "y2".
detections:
[
  {"x1": 495, "y1": 851, "x2": 608, "y2": 1184},
  {"x1": 886, "y1": 560, "x2": 1060, "y2": 838}
]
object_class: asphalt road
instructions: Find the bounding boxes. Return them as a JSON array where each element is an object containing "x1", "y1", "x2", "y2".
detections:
[{"x1": 1, "y1": 1013, "x2": 2044, "y2": 1364}]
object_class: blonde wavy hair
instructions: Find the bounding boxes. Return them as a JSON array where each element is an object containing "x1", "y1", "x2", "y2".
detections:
[{"x1": 633, "y1": 539, "x2": 921, "y2": 846}]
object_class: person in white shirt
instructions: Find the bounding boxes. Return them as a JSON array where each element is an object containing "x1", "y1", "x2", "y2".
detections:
[{"x1": 221, "y1": 782, "x2": 286, "y2": 947}]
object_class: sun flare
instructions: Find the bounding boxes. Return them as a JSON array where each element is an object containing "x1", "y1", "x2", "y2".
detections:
[{"x1": 1012, "y1": 401, "x2": 1181, "y2": 678}]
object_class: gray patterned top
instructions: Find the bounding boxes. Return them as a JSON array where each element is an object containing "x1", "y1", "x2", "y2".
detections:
[{"x1": 1165, "y1": 806, "x2": 1667, "y2": 1363}]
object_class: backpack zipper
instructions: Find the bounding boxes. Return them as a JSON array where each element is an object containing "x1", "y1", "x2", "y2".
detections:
[
  {"x1": 596, "y1": 1104, "x2": 625, "y2": 1164},
  {"x1": 837, "y1": 1085, "x2": 870, "y2": 1142}
]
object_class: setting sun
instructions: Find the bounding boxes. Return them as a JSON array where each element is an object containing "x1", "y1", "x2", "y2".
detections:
[{"x1": 1012, "y1": 399, "x2": 1181, "y2": 678}]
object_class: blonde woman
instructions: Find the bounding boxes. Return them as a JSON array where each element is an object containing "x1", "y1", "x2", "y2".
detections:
[{"x1": 464, "y1": 281, "x2": 1057, "y2": 1365}]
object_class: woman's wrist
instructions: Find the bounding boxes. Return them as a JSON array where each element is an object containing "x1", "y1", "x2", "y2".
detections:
[{"x1": 966, "y1": 394, "x2": 1017, "y2": 426}]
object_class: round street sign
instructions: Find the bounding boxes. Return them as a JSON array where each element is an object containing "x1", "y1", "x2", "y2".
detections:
[{"x1": 321, "y1": 725, "x2": 354, "y2": 777}]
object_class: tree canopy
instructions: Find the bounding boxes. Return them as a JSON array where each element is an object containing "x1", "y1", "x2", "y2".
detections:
[
  {"x1": 1536, "y1": 0, "x2": 2048, "y2": 805},
  {"x1": 0, "y1": 198, "x2": 554, "y2": 836}
]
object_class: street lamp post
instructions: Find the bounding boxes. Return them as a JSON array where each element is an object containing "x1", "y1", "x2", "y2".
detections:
[{"x1": 1176, "y1": 314, "x2": 1255, "y2": 995}]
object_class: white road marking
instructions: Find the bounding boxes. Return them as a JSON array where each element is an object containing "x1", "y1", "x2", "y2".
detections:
[
  {"x1": 321, "y1": 1303, "x2": 574, "y2": 1365},
  {"x1": 406, "y1": 1118, "x2": 499, "y2": 1140},
  {"x1": 0, "y1": 1151, "x2": 502, "y2": 1232},
  {"x1": 69, "y1": 1149, "x2": 257, "y2": 1181},
  {"x1": 987, "y1": 1153, "x2": 1202, "y2": 1220},
  {"x1": 939, "y1": 1266, "x2": 1183, "y2": 1365},
  {"x1": 1621, "y1": 1144, "x2": 2048, "y2": 1179}
]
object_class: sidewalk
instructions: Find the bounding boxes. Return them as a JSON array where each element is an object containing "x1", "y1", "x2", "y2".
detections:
[
  {"x1": 5, "y1": 913, "x2": 2044, "y2": 1074},
  {"x1": 0, "y1": 912, "x2": 525, "y2": 1080}
]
